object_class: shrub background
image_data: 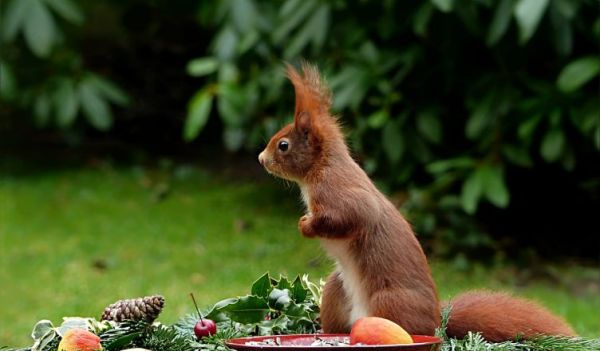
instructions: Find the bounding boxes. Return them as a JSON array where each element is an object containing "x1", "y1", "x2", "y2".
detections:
[{"x1": 1, "y1": 0, "x2": 599, "y2": 260}]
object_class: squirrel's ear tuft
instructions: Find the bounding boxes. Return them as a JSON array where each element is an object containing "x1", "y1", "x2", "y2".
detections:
[{"x1": 286, "y1": 62, "x2": 331, "y2": 134}]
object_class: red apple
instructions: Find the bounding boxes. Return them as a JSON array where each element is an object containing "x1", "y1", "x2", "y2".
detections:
[
  {"x1": 194, "y1": 318, "x2": 217, "y2": 339},
  {"x1": 57, "y1": 328, "x2": 103, "y2": 351},
  {"x1": 350, "y1": 317, "x2": 413, "y2": 345}
]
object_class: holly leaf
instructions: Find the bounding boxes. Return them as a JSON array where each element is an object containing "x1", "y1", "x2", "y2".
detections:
[
  {"x1": 275, "y1": 275, "x2": 292, "y2": 290},
  {"x1": 251, "y1": 272, "x2": 273, "y2": 298},
  {"x1": 291, "y1": 275, "x2": 308, "y2": 303},
  {"x1": 215, "y1": 296, "x2": 270, "y2": 324}
]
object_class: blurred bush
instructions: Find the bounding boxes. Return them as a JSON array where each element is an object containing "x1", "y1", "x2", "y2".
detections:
[
  {"x1": 0, "y1": 0, "x2": 130, "y2": 131},
  {"x1": 183, "y1": 0, "x2": 599, "y2": 259},
  {"x1": 1, "y1": 0, "x2": 598, "y2": 260}
]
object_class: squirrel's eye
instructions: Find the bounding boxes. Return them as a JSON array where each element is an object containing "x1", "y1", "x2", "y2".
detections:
[{"x1": 278, "y1": 140, "x2": 289, "y2": 152}]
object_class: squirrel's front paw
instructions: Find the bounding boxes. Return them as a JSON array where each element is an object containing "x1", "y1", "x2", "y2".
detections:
[{"x1": 299, "y1": 215, "x2": 316, "y2": 238}]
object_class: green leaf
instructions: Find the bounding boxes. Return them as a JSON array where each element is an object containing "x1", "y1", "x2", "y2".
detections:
[
  {"x1": 502, "y1": 145, "x2": 532, "y2": 167},
  {"x1": 413, "y1": 3, "x2": 434, "y2": 37},
  {"x1": 31, "y1": 320, "x2": 56, "y2": 351},
  {"x1": 88, "y1": 74, "x2": 129, "y2": 106},
  {"x1": 283, "y1": 4, "x2": 330, "y2": 59},
  {"x1": 291, "y1": 275, "x2": 308, "y2": 303},
  {"x1": 549, "y1": 1, "x2": 573, "y2": 57},
  {"x1": 487, "y1": 0, "x2": 515, "y2": 46},
  {"x1": 330, "y1": 66, "x2": 368, "y2": 111},
  {"x1": 2, "y1": 0, "x2": 32, "y2": 41},
  {"x1": 45, "y1": 0, "x2": 83, "y2": 24},
  {"x1": 280, "y1": 0, "x2": 303, "y2": 18},
  {"x1": 382, "y1": 120, "x2": 404, "y2": 164},
  {"x1": 213, "y1": 26, "x2": 238, "y2": 61},
  {"x1": 31, "y1": 320, "x2": 54, "y2": 340},
  {"x1": 427, "y1": 157, "x2": 475, "y2": 174},
  {"x1": 0, "y1": 62, "x2": 17, "y2": 100},
  {"x1": 430, "y1": 0, "x2": 454, "y2": 13},
  {"x1": 54, "y1": 78, "x2": 79, "y2": 127},
  {"x1": 223, "y1": 127, "x2": 246, "y2": 151},
  {"x1": 218, "y1": 83, "x2": 249, "y2": 127},
  {"x1": 417, "y1": 110, "x2": 442, "y2": 144},
  {"x1": 301, "y1": 274, "x2": 322, "y2": 303},
  {"x1": 23, "y1": 0, "x2": 57, "y2": 57},
  {"x1": 461, "y1": 169, "x2": 483, "y2": 214},
  {"x1": 311, "y1": 4, "x2": 330, "y2": 50},
  {"x1": 184, "y1": 90, "x2": 213, "y2": 142},
  {"x1": 556, "y1": 56, "x2": 600, "y2": 93},
  {"x1": 275, "y1": 275, "x2": 292, "y2": 290},
  {"x1": 78, "y1": 80, "x2": 113, "y2": 131},
  {"x1": 540, "y1": 128, "x2": 565, "y2": 162},
  {"x1": 367, "y1": 110, "x2": 389, "y2": 129},
  {"x1": 284, "y1": 301, "x2": 312, "y2": 320},
  {"x1": 518, "y1": 114, "x2": 542, "y2": 139},
  {"x1": 218, "y1": 62, "x2": 239, "y2": 83},
  {"x1": 481, "y1": 165, "x2": 510, "y2": 208},
  {"x1": 514, "y1": 0, "x2": 549, "y2": 44},
  {"x1": 34, "y1": 93, "x2": 51, "y2": 126},
  {"x1": 187, "y1": 57, "x2": 219, "y2": 77},
  {"x1": 218, "y1": 295, "x2": 270, "y2": 324},
  {"x1": 466, "y1": 95, "x2": 493, "y2": 140},
  {"x1": 251, "y1": 272, "x2": 272, "y2": 298},
  {"x1": 273, "y1": 0, "x2": 316, "y2": 43},
  {"x1": 230, "y1": 0, "x2": 257, "y2": 32}
]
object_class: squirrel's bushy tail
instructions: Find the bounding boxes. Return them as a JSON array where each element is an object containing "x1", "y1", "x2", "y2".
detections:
[{"x1": 444, "y1": 291, "x2": 576, "y2": 342}]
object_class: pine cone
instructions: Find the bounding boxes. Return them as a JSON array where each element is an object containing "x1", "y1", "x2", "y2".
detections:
[{"x1": 101, "y1": 295, "x2": 165, "y2": 323}]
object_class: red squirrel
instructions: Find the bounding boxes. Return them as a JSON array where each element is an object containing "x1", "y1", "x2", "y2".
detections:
[{"x1": 258, "y1": 63, "x2": 576, "y2": 341}]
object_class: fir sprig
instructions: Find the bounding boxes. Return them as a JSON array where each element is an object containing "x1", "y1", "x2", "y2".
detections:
[
  {"x1": 441, "y1": 332, "x2": 600, "y2": 351},
  {"x1": 139, "y1": 324, "x2": 197, "y2": 351}
]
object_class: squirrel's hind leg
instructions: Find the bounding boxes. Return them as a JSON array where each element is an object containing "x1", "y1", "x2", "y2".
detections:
[
  {"x1": 369, "y1": 288, "x2": 440, "y2": 336},
  {"x1": 320, "y1": 271, "x2": 352, "y2": 333}
]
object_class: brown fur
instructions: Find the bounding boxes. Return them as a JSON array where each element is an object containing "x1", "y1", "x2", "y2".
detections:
[
  {"x1": 446, "y1": 291, "x2": 575, "y2": 341},
  {"x1": 259, "y1": 63, "x2": 576, "y2": 341}
]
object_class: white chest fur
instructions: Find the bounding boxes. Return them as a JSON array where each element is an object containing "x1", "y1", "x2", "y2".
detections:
[
  {"x1": 300, "y1": 185, "x2": 312, "y2": 213},
  {"x1": 321, "y1": 239, "x2": 370, "y2": 327}
]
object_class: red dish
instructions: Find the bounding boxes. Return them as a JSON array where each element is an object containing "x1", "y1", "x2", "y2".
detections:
[{"x1": 226, "y1": 334, "x2": 442, "y2": 351}]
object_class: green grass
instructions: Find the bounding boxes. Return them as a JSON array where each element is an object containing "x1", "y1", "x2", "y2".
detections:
[{"x1": 1, "y1": 163, "x2": 598, "y2": 347}]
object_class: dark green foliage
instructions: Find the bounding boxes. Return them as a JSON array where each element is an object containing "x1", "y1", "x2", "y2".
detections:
[
  {"x1": 0, "y1": 0, "x2": 129, "y2": 131},
  {"x1": 180, "y1": 0, "x2": 599, "y2": 257},
  {"x1": 2, "y1": 1, "x2": 598, "y2": 258}
]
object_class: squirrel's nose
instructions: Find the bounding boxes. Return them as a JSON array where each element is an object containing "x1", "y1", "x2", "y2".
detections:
[{"x1": 258, "y1": 151, "x2": 265, "y2": 165}]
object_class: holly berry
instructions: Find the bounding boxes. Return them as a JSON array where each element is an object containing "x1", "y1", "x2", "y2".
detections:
[{"x1": 190, "y1": 293, "x2": 217, "y2": 339}]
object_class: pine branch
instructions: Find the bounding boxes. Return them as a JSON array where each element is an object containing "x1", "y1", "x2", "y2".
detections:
[
  {"x1": 441, "y1": 332, "x2": 600, "y2": 351},
  {"x1": 139, "y1": 324, "x2": 196, "y2": 351}
]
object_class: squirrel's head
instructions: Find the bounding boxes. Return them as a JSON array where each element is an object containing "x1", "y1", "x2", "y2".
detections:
[{"x1": 259, "y1": 63, "x2": 345, "y2": 183}]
